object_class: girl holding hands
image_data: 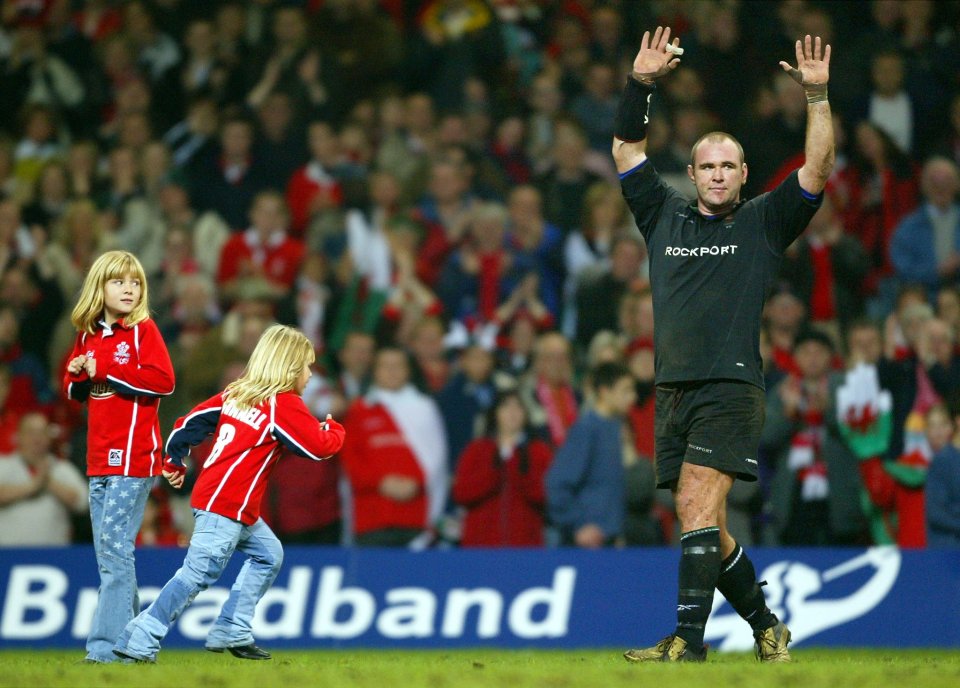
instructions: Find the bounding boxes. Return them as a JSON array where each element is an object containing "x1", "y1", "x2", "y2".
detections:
[
  {"x1": 114, "y1": 324, "x2": 345, "y2": 662},
  {"x1": 63, "y1": 250, "x2": 175, "y2": 664}
]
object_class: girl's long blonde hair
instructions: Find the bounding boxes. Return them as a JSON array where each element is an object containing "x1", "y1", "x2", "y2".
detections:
[
  {"x1": 71, "y1": 250, "x2": 150, "y2": 334},
  {"x1": 223, "y1": 324, "x2": 314, "y2": 410}
]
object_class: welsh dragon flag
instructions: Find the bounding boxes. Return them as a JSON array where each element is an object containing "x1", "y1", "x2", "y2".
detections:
[
  {"x1": 836, "y1": 363, "x2": 893, "y2": 459},
  {"x1": 836, "y1": 363, "x2": 930, "y2": 546}
]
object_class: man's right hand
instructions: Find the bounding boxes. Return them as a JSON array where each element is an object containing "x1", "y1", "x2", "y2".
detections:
[{"x1": 632, "y1": 26, "x2": 681, "y2": 82}]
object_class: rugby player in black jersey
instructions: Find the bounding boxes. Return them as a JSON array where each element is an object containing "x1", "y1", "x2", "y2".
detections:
[{"x1": 614, "y1": 27, "x2": 834, "y2": 663}]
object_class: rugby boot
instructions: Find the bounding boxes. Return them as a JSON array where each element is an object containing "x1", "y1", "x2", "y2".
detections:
[
  {"x1": 624, "y1": 634, "x2": 707, "y2": 663},
  {"x1": 659, "y1": 635, "x2": 708, "y2": 662},
  {"x1": 624, "y1": 634, "x2": 675, "y2": 662},
  {"x1": 754, "y1": 621, "x2": 792, "y2": 663}
]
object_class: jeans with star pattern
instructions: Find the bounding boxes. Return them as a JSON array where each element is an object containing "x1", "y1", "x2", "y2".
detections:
[{"x1": 85, "y1": 475, "x2": 154, "y2": 663}]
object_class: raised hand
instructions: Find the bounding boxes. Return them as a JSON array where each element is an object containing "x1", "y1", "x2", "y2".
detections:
[
  {"x1": 632, "y1": 26, "x2": 681, "y2": 82},
  {"x1": 780, "y1": 34, "x2": 831, "y2": 87}
]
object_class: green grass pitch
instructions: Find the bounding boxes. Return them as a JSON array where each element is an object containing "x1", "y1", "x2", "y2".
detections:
[{"x1": 2, "y1": 649, "x2": 959, "y2": 688}]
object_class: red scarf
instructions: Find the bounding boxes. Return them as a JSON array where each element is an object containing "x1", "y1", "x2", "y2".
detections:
[
  {"x1": 808, "y1": 240, "x2": 836, "y2": 321},
  {"x1": 478, "y1": 252, "x2": 501, "y2": 320},
  {"x1": 536, "y1": 378, "x2": 577, "y2": 446}
]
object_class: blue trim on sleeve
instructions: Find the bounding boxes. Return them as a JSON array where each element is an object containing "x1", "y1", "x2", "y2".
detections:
[
  {"x1": 618, "y1": 159, "x2": 648, "y2": 180},
  {"x1": 800, "y1": 187, "x2": 823, "y2": 202},
  {"x1": 165, "y1": 406, "x2": 221, "y2": 459},
  {"x1": 106, "y1": 375, "x2": 171, "y2": 398},
  {"x1": 273, "y1": 424, "x2": 325, "y2": 461}
]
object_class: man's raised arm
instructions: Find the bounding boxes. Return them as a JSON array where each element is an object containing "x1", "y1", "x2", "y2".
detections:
[
  {"x1": 612, "y1": 26, "x2": 682, "y2": 175},
  {"x1": 781, "y1": 34, "x2": 835, "y2": 194}
]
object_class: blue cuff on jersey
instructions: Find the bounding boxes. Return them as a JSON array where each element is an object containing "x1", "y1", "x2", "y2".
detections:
[
  {"x1": 618, "y1": 159, "x2": 648, "y2": 180},
  {"x1": 800, "y1": 186, "x2": 823, "y2": 202}
]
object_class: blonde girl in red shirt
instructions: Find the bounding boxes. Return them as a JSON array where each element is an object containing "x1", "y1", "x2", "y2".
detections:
[{"x1": 62, "y1": 249, "x2": 175, "y2": 663}]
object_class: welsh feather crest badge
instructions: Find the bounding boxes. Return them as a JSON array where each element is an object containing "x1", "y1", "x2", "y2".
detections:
[{"x1": 114, "y1": 341, "x2": 131, "y2": 365}]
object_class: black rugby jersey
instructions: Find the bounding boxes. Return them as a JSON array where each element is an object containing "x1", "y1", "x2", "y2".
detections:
[{"x1": 620, "y1": 160, "x2": 821, "y2": 389}]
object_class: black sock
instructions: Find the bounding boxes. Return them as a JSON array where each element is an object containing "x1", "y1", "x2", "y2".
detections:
[
  {"x1": 674, "y1": 527, "x2": 721, "y2": 650},
  {"x1": 716, "y1": 543, "x2": 778, "y2": 633}
]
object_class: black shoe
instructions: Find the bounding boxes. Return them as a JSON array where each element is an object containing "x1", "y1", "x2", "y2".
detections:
[
  {"x1": 112, "y1": 648, "x2": 156, "y2": 664},
  {"x1": 207, "y1": 644, "x2": 272, "y2": 660}
]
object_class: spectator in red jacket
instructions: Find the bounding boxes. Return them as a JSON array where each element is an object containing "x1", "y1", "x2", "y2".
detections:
[
  {"x1": 216, "y1": 190, "x2": 305, "y2": 300},
  {"x1": 285, "y1": 121, "x2": 345, "y2": 237},
  {"x1": 340, "y1": 346, "x2": 448, "y2": 547},
  {"x1": 453, "y1": 390, "x2": 553, "y2": 547}
]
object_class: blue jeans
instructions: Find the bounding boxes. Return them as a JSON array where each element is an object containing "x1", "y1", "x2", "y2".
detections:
[
  {"x1": 85, "y1": 475, "x2": 153, "y2": 663},
  {"x1": 114, "y1": 510, "x2": 283, "y2": 661}
]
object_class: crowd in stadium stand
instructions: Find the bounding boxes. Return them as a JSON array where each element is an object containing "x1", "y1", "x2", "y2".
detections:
[{"x1": 1, "y1": 0, "x2": 960, "y2": 549}]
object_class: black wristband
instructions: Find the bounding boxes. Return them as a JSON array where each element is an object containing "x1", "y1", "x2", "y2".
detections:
[{"x1": 615, "y1": 76, "x2": 655, "y2": 143}]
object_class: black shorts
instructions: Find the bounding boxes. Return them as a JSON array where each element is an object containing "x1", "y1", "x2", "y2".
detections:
[{"x1": 654, "y1": 379, "x2": 765, "y2": 489}]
